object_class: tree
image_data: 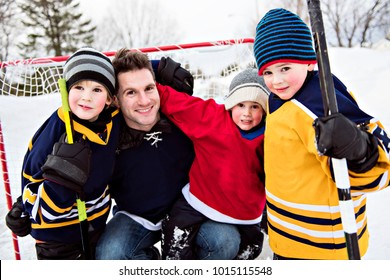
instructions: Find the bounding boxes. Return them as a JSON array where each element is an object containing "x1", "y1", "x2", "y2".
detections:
[
  {"x1": 322, "y1": 0, "x2": 389, "y2": 47},
  {"x1": 262, "y1": 0, "x2": 389, "y2": 48},
  {"x1": 92, "y1": 0, "x2": 183, "y2": 51},
  {"x1": 17, "y1": 0, "x2": 96, "y2": 58},
  {"x1": 264, "y1": 0, "x2": 309, "y2": 24},
  {"x1": 0, "y1": 0, "x2": 20, "y2": 62}
]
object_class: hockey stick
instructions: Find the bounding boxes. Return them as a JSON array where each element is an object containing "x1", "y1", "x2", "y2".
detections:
[
  {"x1": 58, "y1": 79, "x2": 92, "y2": 260},
  {"x1": 306, "y1": 0, "x2": 360, "y2": 259}
]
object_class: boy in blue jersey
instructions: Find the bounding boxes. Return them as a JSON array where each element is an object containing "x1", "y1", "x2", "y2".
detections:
[
  {"x1": 8, "y1": 47, "x2": 120, "y2": 259},
  {"x1": 254, "y1": 8, "x2": 390, "y2": 259}
]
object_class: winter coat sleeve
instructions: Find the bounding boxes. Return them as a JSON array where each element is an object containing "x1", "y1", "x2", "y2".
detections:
[
  {"x1": 157, "y1": 84, "x2": 227, "y2": 138},
  {"x1": 21, "y1": 109, "x2": 77, "y2": 224},
  {"x1": 318, "y1": 75, "x2": 390, "y2": 194},
  {"x1": 347, "y1": 119, "x2": 390, "y2": 193},
  {"x1": 288, "y1": 72, "x2": 390, "y2": 195}
]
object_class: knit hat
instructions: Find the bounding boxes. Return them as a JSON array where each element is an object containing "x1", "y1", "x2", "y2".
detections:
[
  {"x1": 224, "y1": 68, "x2": 270, "y2": 111},
  {"x1": 63, "y1": 47, "x2": 115, "y2": 97},
  {"x1": 254, "y1": 8, "x2": 317, "y2": 75}
]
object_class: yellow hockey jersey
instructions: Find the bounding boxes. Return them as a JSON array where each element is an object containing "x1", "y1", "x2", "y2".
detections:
[{"x1": 265, "y1": 72, "x2": 390, "y2": 259}]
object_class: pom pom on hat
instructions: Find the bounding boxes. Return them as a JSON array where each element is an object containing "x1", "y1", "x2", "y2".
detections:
[
  {"x1": 63, "y1": 47, "x2": 116, "y2": 97},
  {"x1": 254, "y1": 8, "x2": 317, "y2": 75},
  {"x1": 224, "y1": 68, "x2": 270, "y2": 111}
]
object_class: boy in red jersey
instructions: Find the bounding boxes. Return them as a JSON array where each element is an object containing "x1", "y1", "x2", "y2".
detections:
[{"x1": 159, "y1": 67, "x2": 269, "y2": 260}]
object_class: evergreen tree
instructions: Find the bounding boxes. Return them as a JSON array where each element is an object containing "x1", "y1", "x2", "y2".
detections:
[{"x1": 17, "y1": 0, "x2": 96, "y2": 57}]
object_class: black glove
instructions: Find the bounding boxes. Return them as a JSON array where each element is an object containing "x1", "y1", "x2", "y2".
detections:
[
  {"x1": 41, "y1": 135, "x2": 91, "y2": 193},
  {"x1": 156, "y1": 57, "x2": 194, "y2": 95},
  {"x1": 313, "y1": 113, "x2": 378, "y2": 172},
  {"x1": 5, "y1": 195, "x2": 31, "y2": 237}
]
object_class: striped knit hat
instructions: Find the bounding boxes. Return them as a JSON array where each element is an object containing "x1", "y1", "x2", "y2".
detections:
[
  {"x1": 225, "y1": 68, "x2": 269, "y2": 111},
  {"x1": 63, "y1": 47, "x2": 115, "y2": 97},
  {"x1": 254, "y1": 8, "x2": 317, "y2": 75}
]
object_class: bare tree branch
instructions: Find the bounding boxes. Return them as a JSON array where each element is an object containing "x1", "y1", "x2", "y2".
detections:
[
  {"x1": 0, "y1": 0, "x2": 20, "y2": 61},
  {"x1": 93, "y1": 0, "x2": 183, "y2": 51},
  {"x1": 322, "y1": 0, "x2": 389, "y2": 47}
]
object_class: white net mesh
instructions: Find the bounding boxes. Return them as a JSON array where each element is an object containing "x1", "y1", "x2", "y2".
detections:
[
  {"x1": 1, "y1": 38, "x2": 255, "y2": 100},
  {"x1": 1, "y1": 62, "x2": 64, "y2": 97}
]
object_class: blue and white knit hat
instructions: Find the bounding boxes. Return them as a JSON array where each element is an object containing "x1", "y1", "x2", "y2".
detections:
[
  {"x1": 63, "y1": 47, "x2": 115, "y2": 97},
  {"x1": 254, "y1": 8, "x2": 317, "y2": 75}
]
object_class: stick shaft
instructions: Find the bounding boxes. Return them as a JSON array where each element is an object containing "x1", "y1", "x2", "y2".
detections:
[
  {"x1": 307, "y1": 0, "x2": 361, "y2": 259},
  {"x1": 58, "y1": 79, "x2": 91, "y2": 259}
]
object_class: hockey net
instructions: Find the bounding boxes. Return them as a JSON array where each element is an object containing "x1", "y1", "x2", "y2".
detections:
[
  {"x1": 1, "y1": 38, "x2": 255, "y2": 99},
  {"x1": 0, "y1": 38, "x2": 255, "y2": 259}
]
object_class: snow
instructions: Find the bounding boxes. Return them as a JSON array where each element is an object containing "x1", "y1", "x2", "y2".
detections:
[{"x1": 1, "y1": 46, "x2": 390, "y2": 261}]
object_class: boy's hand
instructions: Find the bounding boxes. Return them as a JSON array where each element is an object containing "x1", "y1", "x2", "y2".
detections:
[
  {"x1": 156, "y1": 57, "x2": 194, "y2": 95},
  {"x1": 6, "y1": 195, "x2": 31, "y2": 237},
  {"x1": 313, "y1": 113, "x2": 369, "y2": 161},
  {"x1": 41, "y1": 136, "x2": 91, "y2": 193}
]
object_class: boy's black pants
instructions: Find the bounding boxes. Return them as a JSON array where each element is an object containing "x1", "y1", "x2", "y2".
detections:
[{"x1": 162, "y1": 196, "x2": 264, "y2": 260}]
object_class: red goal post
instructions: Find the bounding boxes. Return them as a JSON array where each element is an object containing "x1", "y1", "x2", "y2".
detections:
[{"x1": 0, "y1": 38, "x2": 255, "y2": 259}]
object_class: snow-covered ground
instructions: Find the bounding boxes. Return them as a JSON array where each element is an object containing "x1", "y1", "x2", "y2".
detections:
[{"x1": 1, "y1": 46, "x2": 390, "y2": 261}]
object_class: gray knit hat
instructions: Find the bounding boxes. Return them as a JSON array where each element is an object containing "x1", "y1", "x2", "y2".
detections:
[
  {"x1": 225, "y1": 68, "x2": 270, "y2": 111},
  {"x1": 63, "y1": 47, "x2": 115, "y2": 97}
]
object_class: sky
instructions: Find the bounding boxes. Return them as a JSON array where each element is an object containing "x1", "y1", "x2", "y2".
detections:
[{"x1": 79, "y1": 0, "x2": 262, "y2": 43}]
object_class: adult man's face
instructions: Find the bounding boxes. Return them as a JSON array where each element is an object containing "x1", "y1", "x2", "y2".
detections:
[{"x1": 116, "y1": 68, "x2": 160, "y2": 131}]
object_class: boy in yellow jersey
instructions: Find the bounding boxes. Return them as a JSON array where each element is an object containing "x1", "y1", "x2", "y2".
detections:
[{"x1": 254, "y1": 8, "x2": 390, "y2": 259}]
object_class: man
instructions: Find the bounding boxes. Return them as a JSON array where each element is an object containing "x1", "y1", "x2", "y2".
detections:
[{"x1": 95, "y1": 50, "x2": 241, "y2": 260}]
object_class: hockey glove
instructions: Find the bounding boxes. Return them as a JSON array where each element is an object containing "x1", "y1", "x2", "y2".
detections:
[
  {"x1": 156, "y1": 57, "x2": 194, "y2": 95},
  {"x1": 313, "y1": 113, "x2": 379, "y2": 173},
  {"x1": 5, "y1": 195, "x2": 31, "y2": 237},
  {"x1": 41, "y1": 136, "x2": 91, "y2": 193}
]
